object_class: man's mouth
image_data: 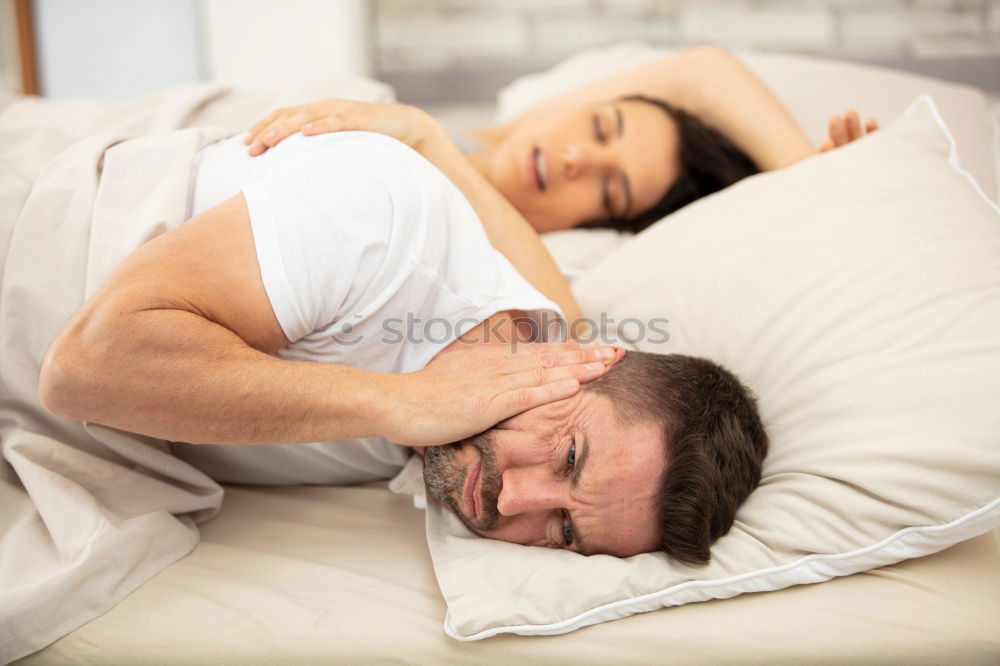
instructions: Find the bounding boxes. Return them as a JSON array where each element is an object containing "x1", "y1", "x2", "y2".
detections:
[
  {"x1": 423, "y1": 432, "x2": 500, "y2": 533},
  {"x1": 528, "y1": 146, "x2": 547, "y2": 192},
  {"x1": 463, "y1": 459, "x2": 482, "y2": 520}
]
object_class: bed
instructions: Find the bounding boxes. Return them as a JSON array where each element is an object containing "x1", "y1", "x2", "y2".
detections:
[
  {"x1": 5, "y1": 48, "x2": 1000, "y2": 664},
  {"x1": 14, "y1": 483, "x2": 1000, "y2": 665}
]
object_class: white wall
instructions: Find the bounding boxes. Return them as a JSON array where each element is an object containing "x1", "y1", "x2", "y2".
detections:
[
  {"x1": 33, "y1": 0, "x2": 203, "y2": 99},
  {"x1": 0, "y1": 0, "x2": 20, "y2": 94},
  {"x1": 376, "y1": 0, "x2": 1000, "y2": 70},
  {"x1": 29, "y1": 0, "x2": 373, "y2": 99},
  {"x1": 200, "y1": 0, "x2": 372, "y2": 91}
]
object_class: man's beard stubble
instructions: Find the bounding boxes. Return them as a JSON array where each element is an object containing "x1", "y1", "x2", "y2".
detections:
[{"x1": 423, "y1": 430, "x2": 502, "y2": 535}]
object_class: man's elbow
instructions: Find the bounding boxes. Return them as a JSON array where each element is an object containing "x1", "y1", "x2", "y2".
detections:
[
  {"x1": 38, "y1": 313, "x2": 112, "y2": 422},
  {"x1": 38, "y1": 341, "x2": 90, "y2": 421}
]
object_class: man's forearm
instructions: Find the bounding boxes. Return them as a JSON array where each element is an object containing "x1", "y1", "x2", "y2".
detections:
[{"x1": 39, "y1": 306, "x2": 393, "y2": 445}]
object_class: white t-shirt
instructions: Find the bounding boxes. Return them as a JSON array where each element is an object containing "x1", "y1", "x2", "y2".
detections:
[{"x1": 172, "y1": 131, "x2": 563, "y2": 484}]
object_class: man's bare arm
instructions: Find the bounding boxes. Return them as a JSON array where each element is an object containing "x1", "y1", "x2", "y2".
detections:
[
  {"x1": 38, "y1": 195, "x2": 393, "y2": 444},
  {"x1": 38, "y1": 195, "x2": 613, "y2": 446}
]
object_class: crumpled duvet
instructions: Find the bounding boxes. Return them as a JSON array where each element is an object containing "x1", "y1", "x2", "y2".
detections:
[{"x1": 0, "y1": 78, "x2": 393, "y2": 663}]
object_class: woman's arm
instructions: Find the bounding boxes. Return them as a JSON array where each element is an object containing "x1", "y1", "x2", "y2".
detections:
[
  {"x1": 508, "y1": 46, "x2": 815, "y2": 171},
  {"x1": 244, "y1": 101, "x2": 582, "y2": 323},
  {"x1": 410, "y1": 113, "x2": 583, "y2": 323}
]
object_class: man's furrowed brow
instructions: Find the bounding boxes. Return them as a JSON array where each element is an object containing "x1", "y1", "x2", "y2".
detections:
[
  {"x1": 570, "y1": 429, "x2": 589, "y2": 491},
  {"x1": 570, "y1": 430, "x2": 592, "y2": 555}
]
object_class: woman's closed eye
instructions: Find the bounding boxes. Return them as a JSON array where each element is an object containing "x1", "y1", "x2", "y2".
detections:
[
  {"x1": 592, "y1": 113, "x2": 607, "y2": 143},
  {"x1": 592, "y1": 112, "x2": 626, "y2": 220},
  {"x1": 601, "y1": 178, "x2": 615, "y2": 220}
]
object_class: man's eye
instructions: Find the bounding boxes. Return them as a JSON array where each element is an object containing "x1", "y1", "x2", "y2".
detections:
[
  {"x1": 592, "y1": 113, "x2": 605, "y2": 143},
  {"x1": 567, "y1": 441, "x2": 576, "y2": 467},
  {"x1": 562, "y1": 514, "x2": 573, "y2": 546}
]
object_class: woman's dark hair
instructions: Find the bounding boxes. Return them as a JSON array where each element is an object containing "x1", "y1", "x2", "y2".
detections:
[{"x1": 596, "y1": 94, "x2": 759, "y2": 234}]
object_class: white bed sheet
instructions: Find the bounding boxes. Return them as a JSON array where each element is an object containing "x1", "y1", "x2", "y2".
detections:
[{"x1": 15, "y1": 483, "x2": 1000, "y2": 664}]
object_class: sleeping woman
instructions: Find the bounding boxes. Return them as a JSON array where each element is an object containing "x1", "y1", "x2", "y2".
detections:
[{"x1": 241, "y1": 46, "x2": 876, "y2": 323}]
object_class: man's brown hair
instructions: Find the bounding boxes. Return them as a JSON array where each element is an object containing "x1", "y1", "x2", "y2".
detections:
[{"x1": 585, "y1": 351, "x2": 768, "y2": 565}]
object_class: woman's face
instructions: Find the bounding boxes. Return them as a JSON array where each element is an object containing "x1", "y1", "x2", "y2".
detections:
[{"x1": 487, "y1": 99, "x2": 681, "y2": 233}]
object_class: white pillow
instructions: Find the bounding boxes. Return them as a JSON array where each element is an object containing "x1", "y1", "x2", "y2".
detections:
[
  {"x1": 539, "y1": 228, "x2": 627, "y2": 284},
  {"x1": 497, "y1": 44, "x2": 999, "y2": 205},
  {"x1": 423, "y1": 96, "x2": 1000, "y2": 639}
]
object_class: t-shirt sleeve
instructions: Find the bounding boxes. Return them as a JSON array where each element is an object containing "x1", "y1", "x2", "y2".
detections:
[{"x1": 241, "y1": 146, "x2": 395, "y2": 344}]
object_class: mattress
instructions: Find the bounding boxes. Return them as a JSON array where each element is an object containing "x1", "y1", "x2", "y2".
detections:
[{"x1": 15, "y1": 482, "x2": 1000, "y2": 664}]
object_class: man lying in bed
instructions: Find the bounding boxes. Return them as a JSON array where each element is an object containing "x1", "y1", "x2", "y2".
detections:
[{"x1": 38, "y1": 130, "x2": 766, "y2": 564}]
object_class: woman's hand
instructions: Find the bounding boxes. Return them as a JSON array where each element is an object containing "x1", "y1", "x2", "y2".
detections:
[
  {"x1": 819, "y1": 109, "x2": 878, "y2": 152},
  {"x1": 245, "y1": 97, "x2": 585, "y2": 327},
  {"x1": 379, "y1": 341, "x2": 621, "y2": 448},
  {"x1": 244, "y1": 98, "x2": 435, "y2": 156}
]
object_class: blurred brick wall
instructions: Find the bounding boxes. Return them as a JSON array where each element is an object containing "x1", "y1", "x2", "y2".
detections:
[{"x1": 375, "y1": 0, "x2": 1000, "y2": 70}]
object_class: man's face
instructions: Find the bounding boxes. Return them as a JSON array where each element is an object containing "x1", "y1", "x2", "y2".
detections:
[{"x1": 423, "y1": 391, "x2": 666, "y2": 557}]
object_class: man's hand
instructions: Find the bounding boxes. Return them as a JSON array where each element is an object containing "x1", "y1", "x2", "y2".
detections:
[{"x1": 380, "y1": 342, "x2": 618, "y2": 448}]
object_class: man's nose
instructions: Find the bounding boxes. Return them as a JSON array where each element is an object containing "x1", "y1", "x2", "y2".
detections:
[{"x1": 496, "y1": 466, "x2": 563, "y2": 516}]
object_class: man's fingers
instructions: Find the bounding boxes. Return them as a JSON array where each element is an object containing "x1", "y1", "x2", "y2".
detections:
[
  {"x1": 499, "y1": 379, "x2": 582, "y2": 416},
  {"x1": 507, "y1": 361, "x2": 608, "y2": 392},
  {"x1": 518, "y1": 340, "x2": 609, "y2": 356},
  {"x1": 501, "y1": 339, "x2": 583, "y2": 361},
  {"x1": 865, "y1": 118, "x2": 879, "y2": 133},
  {"x1": 819, "y1": 138, "x2": 835, "y2": 152},
  {"x1": 511, "y1": 344, "x2": 616, "y2": 370},
  {"x1": 552, "y1": 346, "x2": 616, "y2": 368}
]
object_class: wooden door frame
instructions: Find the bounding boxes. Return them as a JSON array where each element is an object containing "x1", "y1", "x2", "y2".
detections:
[{"x1": 14, "y1": 0, "x2": 38, "y2": 94}]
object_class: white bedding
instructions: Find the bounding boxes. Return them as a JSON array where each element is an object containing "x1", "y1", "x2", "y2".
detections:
[
  {"x1": 0, "y1": 79, "x2": 394, "y2": 664},
  {"x1": 13, "y1": 482, "x2": 1000, "y2": 665}
]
